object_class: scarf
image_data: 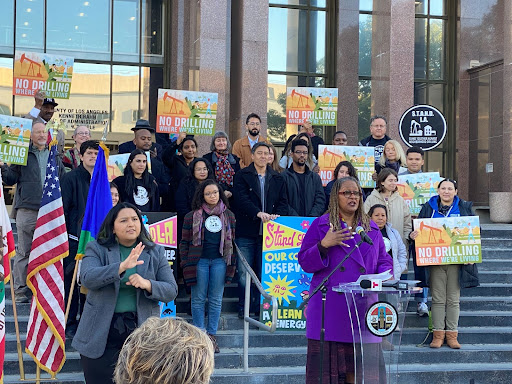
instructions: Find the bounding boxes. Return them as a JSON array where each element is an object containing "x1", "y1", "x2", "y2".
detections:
[
  {"x1": 192, "y1": 201, "x2": 233, "y2": 260},
  {"x1": 384, "y1": 159, "x2": 401, "y2": 173},
  {"x1": 214, "y1": 150, "x2": 235, "y2": 187}
]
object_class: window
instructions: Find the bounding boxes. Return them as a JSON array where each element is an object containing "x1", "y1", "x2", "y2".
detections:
[
  {"x1": 267, "y1": 0, "x2": 330, "y2": 143},
  {"x1": 414, "y1": 0, "x2": 451, "y2": 176},
  {"x1": 358, "y1": 4, "x2": 372, "y2": 140},
  {"x1": 1, "y1": 0, "x2": 164, "y2": 135}
]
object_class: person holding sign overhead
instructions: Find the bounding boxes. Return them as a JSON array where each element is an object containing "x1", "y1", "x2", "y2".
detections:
[
  {"x1": 180, "y1": 180, "x2": 236, "y2": 353},
  {"x1": 298, "y1": 177, "x2": 392, "y2": 384},
  {"x1": 410, "y1": 179, "x2": 479, "y2": 349}
]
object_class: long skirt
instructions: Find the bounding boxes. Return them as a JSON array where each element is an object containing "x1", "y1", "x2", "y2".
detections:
[{"x1": 306, "y1": 338, "x2": 386, "y2": 384}]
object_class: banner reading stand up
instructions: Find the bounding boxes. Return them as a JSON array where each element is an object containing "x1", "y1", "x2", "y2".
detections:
[{"x1": 333, "y1": 281, "x2": 422, "y2": 383}]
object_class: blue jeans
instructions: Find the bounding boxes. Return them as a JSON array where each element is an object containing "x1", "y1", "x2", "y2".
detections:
[
  {"x1": 236, "y1": 236, "x2": 262, "y2": 312},
  {"x1": 191, "y1": 258, "x2": 226, "y2": 335}
]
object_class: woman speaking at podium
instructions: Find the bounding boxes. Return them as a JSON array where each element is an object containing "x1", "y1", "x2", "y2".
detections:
[{"x1": 298, "y1": 177, "x2": 392, "y2": 384}]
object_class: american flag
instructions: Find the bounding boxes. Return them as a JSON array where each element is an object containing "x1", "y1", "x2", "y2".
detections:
[{"x1": 25, "y1": 143, "x2": 67, "y2": 374}]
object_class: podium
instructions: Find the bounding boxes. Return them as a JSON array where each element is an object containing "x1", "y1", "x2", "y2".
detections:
[{"x1": 333, "y1": 282, "x2": 422, "y2": 384}]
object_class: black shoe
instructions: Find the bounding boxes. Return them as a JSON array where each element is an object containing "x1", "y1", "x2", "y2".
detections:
[
  {"x1": 238, "y1": 309, "x2": 244, "y2": 320},
  {"x1": 65, "y1": 324, "x2": 78, "y2": 340},
  {"x1": 208, "y1": 334, "x2": 220, "y2": 353},
  {"x1": 14, "y1": 291, "x2": 30, "y2": 304}
]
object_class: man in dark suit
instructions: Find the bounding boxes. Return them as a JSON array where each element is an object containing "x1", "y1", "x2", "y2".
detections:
[{"x1": 233, "y1": 142, "x2": 289, "y2": 318}]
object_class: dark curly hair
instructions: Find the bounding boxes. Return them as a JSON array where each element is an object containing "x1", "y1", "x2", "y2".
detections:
[{"x1": 191, "y1": 179, "x2": 229, "y2": 211}]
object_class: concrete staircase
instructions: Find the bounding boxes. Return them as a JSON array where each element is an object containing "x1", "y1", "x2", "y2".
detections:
[{"x1": 3, "y1": 224, "x2": 512, "y2": 383}]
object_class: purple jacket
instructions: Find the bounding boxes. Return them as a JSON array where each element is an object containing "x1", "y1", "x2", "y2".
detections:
[{"x1": 298, "y1": 214, "x2": 393, "y2": 343}]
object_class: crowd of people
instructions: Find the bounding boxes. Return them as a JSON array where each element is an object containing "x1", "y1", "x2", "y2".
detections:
[{"x1": 2, "y1": 91, "x2": 480, "y2": 383}]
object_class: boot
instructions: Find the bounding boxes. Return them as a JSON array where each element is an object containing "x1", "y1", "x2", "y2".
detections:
[
  {"x1": 429, "y1": 330, "x2": 445, "y2": 348},
  {"x1": 445, "y1": 331, "x2": 461, "y2": 349}
]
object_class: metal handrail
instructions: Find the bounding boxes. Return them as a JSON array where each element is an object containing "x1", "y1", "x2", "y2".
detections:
[{"x1": 234, "y1": 243, "x2": 278, "y2": 372}]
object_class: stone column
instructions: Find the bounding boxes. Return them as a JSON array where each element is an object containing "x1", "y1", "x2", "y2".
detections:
[
  {"x1": 371, "y1": 0, "x2": 414, "y2": 139},
  {"x1": 229, "y1": 1, "x2": 269, "y2": 140},
  {"x1": 501, "y1": 0, "x2": 512, "y2": 190},
  {"x1": 337, "y1": 0, "x2": 360, "y2": 143}
]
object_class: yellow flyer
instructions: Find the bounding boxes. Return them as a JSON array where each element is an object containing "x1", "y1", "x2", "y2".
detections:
[
  {"x1": 156, "y1": 89, "x2": 218, "y2": 135},
  {"x1": 13, "y1": 51, "x2": 74, "y2": 98},
  {"x1": 414, "y1": 216, "x2": 482, "y2": 266}
]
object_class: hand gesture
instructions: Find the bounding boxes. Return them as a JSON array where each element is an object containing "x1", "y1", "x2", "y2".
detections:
[
  {"x1": 119, "y1": 242, "x2": 145, "y2": 274},
  {"x1": 34, "y1": 89, "x2": 45, "y2": 109},
  {"x1": 257, "y1": 212, "x2": 272, "y2": 223},
  {"x1": 409, "y1": 230, "x2": 419, "y2": 240},
  {"x1": 149, "y1": 147, "x2": 158, "y2": 159},
  {"x1": 177, "y1": 131, "x2": 187, "y2": 145},
  {"x1": 126, "y1": 273, "x2": 151, "y2": 292},
  {"x1": 224, "y1": 190, "x2": 233, "y2": 198},
  {"x1": 320, "y1": 224, "x2": 354, "y2": 248}
]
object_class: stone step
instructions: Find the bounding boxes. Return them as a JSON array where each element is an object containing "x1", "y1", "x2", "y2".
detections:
[
  {"x1": 3, "y1": 352, "x2": 82, "y2": 376},
  {"x1": 481, "y1": 224, "x2": 512, "y2": 238},
  {"x1": 210, "y1": 366, "x2": 305, "y2": 384},
  {"x1": 4, "y1": 373, "x2": 85, "y2": 384},
  {"x1": 481, "y1": 238, "x2": 512, "y2": 248},
  {"x1": 397, "y1": 362, "x2": 512, "y2": 384},
  {"x1": 478, "y1": 270, "x2": 512, "y2": 283},
  {"x1": 400, "y1": 326, "x2": 512, "y2": 345},
  {"x1": 481, "y1": 248, "x2": 512, "y2": 259},
  {"x1": 403, "y1": 311, "x2": 512, "y2": 328},
  {"x1": 396, "y1": 344, "x2": 512, "y2": 365},
  {"x1": 461, "y1": 283, "x2": 512, "y2": 296},
  {"x1": 475, "y1": 260, "x2": 512, "y2": 271}
]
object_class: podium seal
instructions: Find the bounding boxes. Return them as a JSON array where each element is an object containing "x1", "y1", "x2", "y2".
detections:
[{"x1": 365, "y1": 301, "x2": 398, "y2": 337}]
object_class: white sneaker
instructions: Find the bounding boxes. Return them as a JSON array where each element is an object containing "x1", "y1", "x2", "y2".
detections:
[{"x1": 417, "y1": 302, "x2": 428, "y2": 317}]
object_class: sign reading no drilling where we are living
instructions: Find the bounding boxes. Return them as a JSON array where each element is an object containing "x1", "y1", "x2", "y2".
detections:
[{"x1": 399, "y1": 105, "x2": 447, "y2": 151}]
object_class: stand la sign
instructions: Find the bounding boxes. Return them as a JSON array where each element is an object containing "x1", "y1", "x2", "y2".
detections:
[{"x1": 399, "y1": 105, "x2": 447, "y2": 151}]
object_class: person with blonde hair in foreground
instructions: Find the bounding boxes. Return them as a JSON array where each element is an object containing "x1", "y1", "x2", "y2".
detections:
[{"x1": 114, "y1": 317, "x2": 214, "y2": 384}]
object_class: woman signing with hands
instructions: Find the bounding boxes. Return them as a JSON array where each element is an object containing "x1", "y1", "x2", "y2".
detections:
[{"x1": 72, "y1": 202, "x2": 177, "y2": 384}]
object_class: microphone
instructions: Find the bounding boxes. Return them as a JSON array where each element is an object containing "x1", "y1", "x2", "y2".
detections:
[
  {"x1": 360, "y1": 279, "x2": 409, "y2": 291},
  {"x1": 355, "y1": 226, "x2": 373, "y2": 245}
]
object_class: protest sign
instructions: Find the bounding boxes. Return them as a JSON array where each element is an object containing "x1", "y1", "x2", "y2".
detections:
[
  {"x1": 156, "y1": 89, "x2": 218, "y2": 135},
  {"x1": 397, "y1": 172, "x2": 442, "y2": 215},
  {"x1": 0, "y1": 115, "x2": 33, "y2": 165},
  {"x1": 286, "y1": 87, "x2": 338, "y2": 125},
  {"x1": 260, "y1": 216, "x2": 313, "y2": 331},
  {"x1": 13, "y1": 51, "x2": 74, "y2": 98},
  {"x1": 414, "y1": 216, "x2": 482, "y2": 266},
  {"x1": 142, "y1": 212, "x2": 178, "y2": 318},
  {"x1": 107, "y1": 152, "x2": 152, "y2": 182},
  {"x1": 317, "y1": 145, "x2": 375, "y2": 188}
]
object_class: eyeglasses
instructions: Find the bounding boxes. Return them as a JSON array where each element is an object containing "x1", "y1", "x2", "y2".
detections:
[
  {"x1": 248, "y1": 122, "x2": 261, "y2": 127},
  {"x1": 338, "y1": 190, "x2": 362, "y2": 198},
  {"x1": 76, "y1": 132, "x2": 90, "y2": 136},
  {"x1": 204, "y1": 190, "x2": 219, "y2": 197},
  {"x1": 294, "y1": 151, "x2": 309, "y2": 156}
]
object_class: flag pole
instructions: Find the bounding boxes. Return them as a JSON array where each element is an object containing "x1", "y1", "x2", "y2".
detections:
[
  {"x1": 64, "y1": 262, "x2": 79, "y2": 323},
  {"x1": 36, "y1": 365, "x2": 40, "y2": 383},
  {"x1": 8, "y1": 259, "x2": 25, "y2": 380}
]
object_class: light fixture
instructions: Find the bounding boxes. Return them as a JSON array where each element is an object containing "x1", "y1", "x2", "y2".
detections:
[
  {"x1": 129, "y1": 16, "x2": 135, "y2": 21},
  {"x1": 69, "y1": 38, "x2": 72, "y2": 41},
  {"x1": 26, "y1": 8, "x2": 32, "y2": 12},
  {"x1": 79, "y1": 12, "x2": 84, "y2": 17},
  {"x1": 24, "y1": 22, "x2": 29, "y2": 26},
  {"x1": 84, "y1": 1, "x2": 89, "y2": 5},
  {"x1": 114, "y1": 41, "x2": 118, "y2": 44},
  {"x1": 75, "y1": 25, "x2": 79, "y2": 30},
  {"x1": 152, "y1": 31, "x2": 156, "y2": 35},
  {"x1": 22, "y1": 34, "x2": 27, "y2": 38}
]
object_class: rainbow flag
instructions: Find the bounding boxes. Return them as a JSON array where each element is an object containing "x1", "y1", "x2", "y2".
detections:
[{"x1": 76, "y1": 142, "x2": 113, "y2": 259}]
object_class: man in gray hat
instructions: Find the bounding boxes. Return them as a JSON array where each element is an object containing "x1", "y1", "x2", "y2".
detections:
[{"x1": 118, "y1": 119, "x2": 164, "y2": 159}]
